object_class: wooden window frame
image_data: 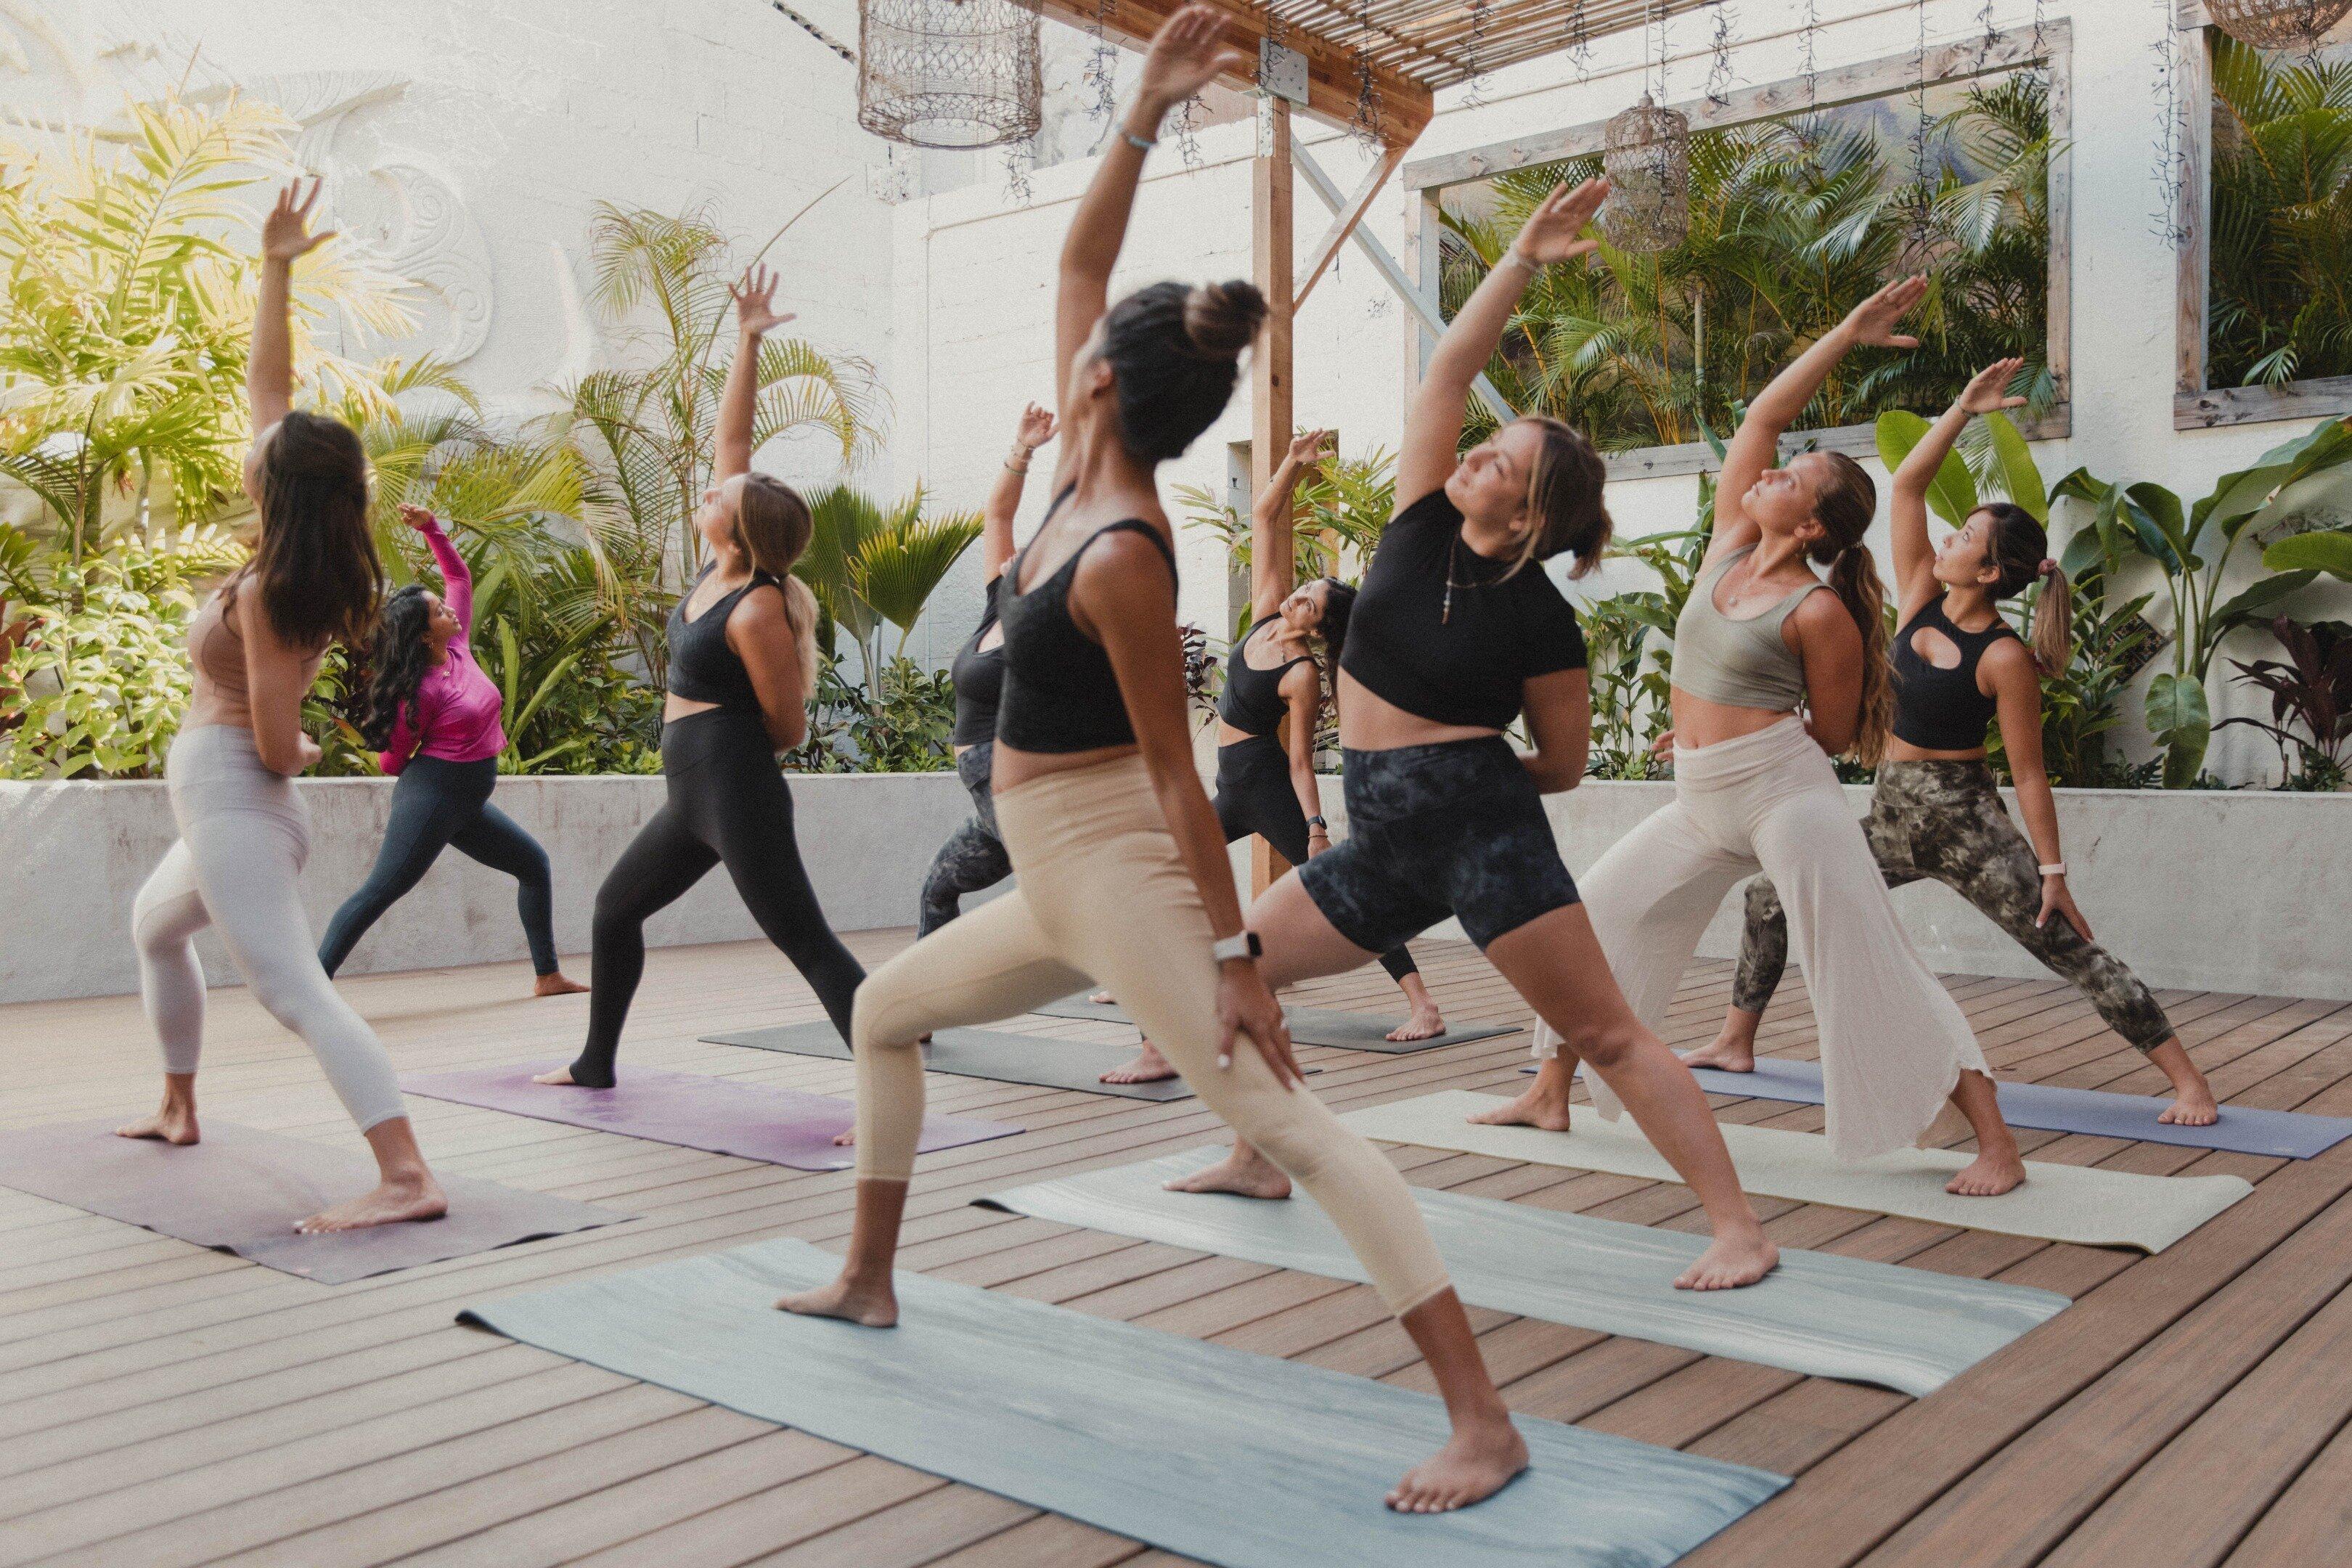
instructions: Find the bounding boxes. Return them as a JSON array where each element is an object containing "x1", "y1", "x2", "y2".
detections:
[{"x1": 1401, "y1": 20, "x2": 2074, "y2": 479}]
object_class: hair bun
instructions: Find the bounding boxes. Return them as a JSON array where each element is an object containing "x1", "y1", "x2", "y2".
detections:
[{"x1": 1183, "y1": 280, "x2": 1267, "y2": 360}]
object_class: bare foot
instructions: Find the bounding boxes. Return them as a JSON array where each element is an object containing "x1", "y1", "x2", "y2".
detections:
[
  {"x1": 1680, "y1": 1034, "x2": 1757, "y2": 1072},
  {"x1": 1386, "y1": 1005, "x2": 1447, "y2": 1043},
  {"x1": 295, "y1": 1173, "x2": 447, "y2": 1233},
  {"x1": 776, "y1": 1274, "x2": 897, "y2": 1327},
  {"x1": 532, "y1": 1065, "x2": 579, "y2": 1086},
  {"x1": 1466, "y1": 1085, "x2": 1572, "y2": 1132},
  {"x1": 1100, "y1": 1042, "x2": 1178, "y2": 1085},
  {"x1": 1386, "y1": 1418, "x2": 1529, "y2": 1513},
  {"x1": 833, "y1": 1126, "x2": 856, "y2": 1147},
  {"x1": 2158, "y1": 1085, "x2": 2221, "y2": 1127},
  {"x1": 534, "y1": 971, "x2": 589, "y2": 997},
  {"x1": 1087, "y1": 989, "x2": 1116, "y2": 1005},
  {"x1": 116, "y1": 1101, "x2": 200, "y2": 1146},
  {"x1": 1674, "y1": 1229, "x2": 1779, "y2": 1290},
  {"x1": 1945, "y1": 1150, "x2": 2027, "y2": 1196},
  {"x1": 1164, "y1": 1147, "x2": 1291, "y2": 1200}
]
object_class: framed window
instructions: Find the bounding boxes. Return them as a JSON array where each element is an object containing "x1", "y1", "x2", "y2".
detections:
[
  {"x1": 2174, "y1": 4, "x2": 2352, "y2": 428},
  {"x1": 1402, "y1": 22, "x2": 2073, "y2": 478}
]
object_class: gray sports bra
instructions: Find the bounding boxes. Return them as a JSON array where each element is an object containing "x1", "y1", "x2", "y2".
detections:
[{"x1": 1670, "y1": 545, "x2": 1826, "y2": 711}]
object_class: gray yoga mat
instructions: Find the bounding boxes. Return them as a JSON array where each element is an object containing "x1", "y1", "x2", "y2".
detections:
[
  {"x1": 1537, "y1": 1056, "x2": 2352, "y2": 1160},
  {"x1": 1030, "y1": 994, "x2": 1514, "y2": 1053},
  {"x1": 706, "y1": 1023, "x2": 1198, "y2": 1101},
  {"x1": 462, "y1": 1236, "x2": 1787, "y2": 1568},
  {"x1": 400, "y1": 1061, "x2": 1021, "y2": 1170},
  {"x1": 981, "y1": 1149, "x2": 2068, "y2": 1397},
  {"x1": 0, "y1": 1119, "x2": 626, "y2": 1283}
]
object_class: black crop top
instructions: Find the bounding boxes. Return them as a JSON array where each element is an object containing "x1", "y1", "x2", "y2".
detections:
[
  {"x1": 950, "y1": 592, "x2": 1005, "y2": 748},
  {"x1": 1216, "y1": 617, "x2": 1312, "y2": 738},
  {"x1": 1891, "y1": 599, "x2": 2019, "y2": 751},
  {"x1": 1340, "y1": 488, "x2": 1587, "y2": 730},
  {"x1": 995, "y1": 518, "x2": 1177, "y2": 754},
  {"x1": 666, "y1": 566, "x2": 783, "y2": 714}
]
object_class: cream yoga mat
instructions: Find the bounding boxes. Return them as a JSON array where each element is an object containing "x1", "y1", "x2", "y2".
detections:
[{"x1": 1338, "y1": 1092, "x2": 2253, "y2": 1254}]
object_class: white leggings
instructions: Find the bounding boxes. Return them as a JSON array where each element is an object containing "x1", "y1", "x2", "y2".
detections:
[
  {"x1": 133, "y1": 725, "x2": 409, "y2": 1132},
  {"x1": 1534, "y1": 718, "x2": 1987, "y2": 1161}
]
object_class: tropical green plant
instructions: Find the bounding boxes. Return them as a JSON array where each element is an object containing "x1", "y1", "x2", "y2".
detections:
[
  {"x1": 787, "y1": 656, "x2": 956, "y2": 773},
  {"x1": 2217, "y1": 616, "x2": 2351, "y2": 790},
  {"x1": 794, "y1": 483, "x2": 980, "y2": 704}
]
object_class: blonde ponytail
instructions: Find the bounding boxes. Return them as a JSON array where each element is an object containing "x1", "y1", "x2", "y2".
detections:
[{"x1": 781, "y1": 575, "x2": 821, "y2": 705}]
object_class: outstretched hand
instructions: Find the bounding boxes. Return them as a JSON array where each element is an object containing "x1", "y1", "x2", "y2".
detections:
[
  {"x1": 731, "y1": 265, "x2": 796, "y2": 338},
  {"x1": 396, "y1": 503, "x2": 440, "y2": 534},
  {"x1": 1842, "y1": 274, "x2": 1928, "y2": 349},
  {"x1": 1286, "y1": 428, "x2": 1333, "y2": 470},
  {"x1": 1013, "y1": 401, "x2": 1058, "y2": 452},
  {"x1": 1956, "y1": 357, "x2": 2028, "y2": 415},
  {"x1": 1136, "y1": 4, "x2": 1250, "y2": 118},
  {"x1": 260, "y1": 178, "x2": 334, "y2": 264},
  {"x1": 1511, "y1": 178, "x2": 1611, "y2": 266}
]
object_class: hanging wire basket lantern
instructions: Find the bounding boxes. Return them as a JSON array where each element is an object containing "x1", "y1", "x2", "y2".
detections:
[
  {"x1": 2206, "y1": 0, "x2": 2352, "y2": 51},
  {"x1": 857, "y1": 0, "x2": 1042, "y2": 150},
  {"x1": 1599, "y1": 94, "x2": 1691, "y2": 253}
]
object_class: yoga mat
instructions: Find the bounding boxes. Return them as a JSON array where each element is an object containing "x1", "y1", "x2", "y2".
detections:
[
  {"x1": 0, "y1": 1119, "x2": 626, "y2": 1283},
  {"x1": 1031, "y1": 995, "x2": 1514, "y2": 1053},
  {"x1": 1658, "y1": 1056, "x2": 2352, "y2": 1161},
  {"x1": 1339, "y1": 1091, "x2": 2253, "y2": 1254},
  {"x1": 705, "y1": 1023, "x2": 1196, "y2": 1102},
  {"x1": 979, "y1": 1148, "x2": 2070, "y2": 1397},
  {"x1": 399, "y1": 1062, "x2": 1021, "y2": 1170},
  {"x1": 462, "y1": 1236, "x2": 1787, "y2": 1568}
]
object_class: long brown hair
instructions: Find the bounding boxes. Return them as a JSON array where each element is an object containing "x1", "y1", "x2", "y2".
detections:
[
  {"x1": 1506, "y1": 416, "x2": 1612, "y2": 580},
  {"x1": 251, "y1": 410, "x2": 381, "y2": 648},
  {"x1": 1808, "y1": 451, "x2": 1892, "y2": 767},
  {"x1": 1977, "y1": 502, "x2": 2073, "y2": 674},
  {"x1": 730, "y1": 472, "x2": 821, "y2": 701}
]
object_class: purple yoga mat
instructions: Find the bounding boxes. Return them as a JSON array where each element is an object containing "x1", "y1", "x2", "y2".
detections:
[
  {"x1": 1524, "y1": 1055, "x2": 2352, "y2": 1160},
  {"x1": 400, "y1": 1062, "x2": 1022, "y2": 1171},
  {"x1": 0, "y1": 1120, "x2": 628, "y2": 1283}
]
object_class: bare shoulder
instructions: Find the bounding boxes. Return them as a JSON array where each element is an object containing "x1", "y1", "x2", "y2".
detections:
[
  {"x1": 1980, "y1": 632, "x2": 2040, "y2": 690},
  {"x1": 1071, "y1": 523, "x2": 1177, "y2": 592},
  {"x1": 1789, "y1": 584, "x2": 1862, "y2": 649},
  {"x1": 726, "y1": 579, "x2": 793, "y2": 636}
]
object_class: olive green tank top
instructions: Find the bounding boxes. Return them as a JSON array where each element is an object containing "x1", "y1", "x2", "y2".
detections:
[{"x1": 1670, "y1": 545, "x2": 1826, "y2": 711}]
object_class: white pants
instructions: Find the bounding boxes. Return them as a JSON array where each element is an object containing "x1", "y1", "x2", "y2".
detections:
[
  {"x1": 133, "y1": 725, "x2": 409, "y2": 1132},
  {"x1": 1534, "y1": 718, "x2": 1986, "y2": 1160}
]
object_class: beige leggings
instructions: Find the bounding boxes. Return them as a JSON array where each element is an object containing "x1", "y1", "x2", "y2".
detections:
[{"x1": 852, "y1": 754, "x2": 1451, "y2": 1316}]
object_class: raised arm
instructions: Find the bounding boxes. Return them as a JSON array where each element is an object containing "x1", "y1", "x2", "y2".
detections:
[
  {"x1": 1055, "y1": 7, "x2": 1248, "y2": 465},
  {"x1": 401, "y1": 504, "x2": 473, "y2": 637},
  {"x1": 717, "y1": 266, "x2": 796, "y2": 485},
  {"x1": 245, "y1": 180, "x2": 332, "y2": 488},
  {"x1": 1712, "y1": 274, "x2": 1926, "y2": 564},
  {"x1": 1890, "y1": 359, "x2": 2026, "y2": 618},
  {"x1": 1397, "y1": 179, "x2": 1608, "y2": 509},
  {"x1": 984, "y1": 403, "x2": 1056, "y2": 584},
  {"x1": 1249, "y1": 428, "x2": 1328, "y2": 620}
]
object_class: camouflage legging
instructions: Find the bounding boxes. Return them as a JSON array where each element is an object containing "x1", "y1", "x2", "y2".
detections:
[
  {"x1": 917, "y1": 743, "x2": 1013, "y2": 936},
  {"x1": 1731, "y1": 759, "x2": 2176, "y2": 1052}
]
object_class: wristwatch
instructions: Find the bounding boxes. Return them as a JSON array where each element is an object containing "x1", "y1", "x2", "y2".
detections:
[
  {"x1": 1211, "y1": 931, "x2": 1264, "y2": 964},
  {"x1": 2038, "y1": 862, "x2": 2067, "y2": 878},
  {"x1": 1306, "y1": 815, "x2": 1328, "y2": 830}
]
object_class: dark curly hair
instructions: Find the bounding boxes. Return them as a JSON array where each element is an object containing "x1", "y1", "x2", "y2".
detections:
[{"x1": 359, "y1": 584, "x2": 437, "y2": 751}]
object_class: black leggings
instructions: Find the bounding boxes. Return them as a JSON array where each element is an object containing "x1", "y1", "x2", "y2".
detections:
[
  {"x1": 1214, "y1": 735, "x2": 1417, "y2": 984},
  {"x1": 570, "y1": 709, "x2": 865, "y2": 1087},
  {"x1": 917, "y1": 742, "x2": 1013, "y2": 936},
  {"x1": 318, "y1": 755, "x2": 560, "y2": 978}
]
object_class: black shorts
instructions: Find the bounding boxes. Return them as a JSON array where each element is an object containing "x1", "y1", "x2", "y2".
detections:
[{"x1": 1296, "y1": 735, "x2": 1579, "y2": 952}]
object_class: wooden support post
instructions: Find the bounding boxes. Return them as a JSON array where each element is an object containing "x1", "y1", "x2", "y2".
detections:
[{"x1": 1251, "y1": 93, "x2": 1294, "y2": 899}]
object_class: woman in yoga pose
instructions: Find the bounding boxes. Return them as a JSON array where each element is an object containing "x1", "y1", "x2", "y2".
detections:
[
  {"x1": 1487, "y1": 277, "x2": 2030, "y2": 1196},
  {"x1": 781, "y1": 8, "x2": 1529, "y2": 1512},
  {"x1": 1700, "y1": 359, "x2": 2219, "y2": 1125},
  {"x1": 1159, "y1": 184, "x2": 1776, "y2": 1293},
  {"x1": 914, "y1": 401, "x2": 1056, "y2": 937},
  {"x1": 538, "y1": 264, "x2": 864, "y2": 1089},
  {"x1": 1100, "y1": 427, "x2": 1445, "y2": 1085},
  {"x1": 121, "y1": 180, "x2": 446, "y2": 1233},
  {"x1": 317, "y1": 503, "x2": 586, "y2": 996}
]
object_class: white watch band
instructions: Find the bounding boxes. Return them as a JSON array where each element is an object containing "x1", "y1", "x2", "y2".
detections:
[
  {"x1": 2038, "y1": 862, "x2": 2067, "y2": 877},
  {"x1": 1211, "y1": 932, "x2": 1257, "y2": 964}
]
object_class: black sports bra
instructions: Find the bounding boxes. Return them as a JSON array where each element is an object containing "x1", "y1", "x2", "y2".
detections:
[
  {"x1": 950, "y1": 592, "x2": 1005, "y2": 748},
  {"x1": 995, "y1": 511, "x2": 1177, "y2": 754},
  {"x1": 1891, "y1": 598, "x2": 2018, "y2": 751},
  {"x1": 1216, "y1": 617, "x2": 1312, "y2": 738},
  {"x1": 666, "y1": 565, "x2": 783, "y2": 714}
]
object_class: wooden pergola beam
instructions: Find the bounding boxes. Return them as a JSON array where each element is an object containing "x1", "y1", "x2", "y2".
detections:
[{"x1": 1293, "y1": 142, "x2": 1405, "y2": 309}]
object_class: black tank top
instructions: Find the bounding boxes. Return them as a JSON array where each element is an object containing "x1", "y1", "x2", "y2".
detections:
[
  {"x1": 995, "y1": 515, "x2": 1177, "y2": 754},
  {"x1": 666, "y1": 565, "x2": 783, "y2": 714},
  {"x1": 1891, "y1": 599, "x2": 2019, "y2": 751},
  {"x1": 950, "y1": 593, "x2": 1005, "y2": 748},
  {"x1": 1216, "y1": 617, "x2": 1313, "y2": 738}
]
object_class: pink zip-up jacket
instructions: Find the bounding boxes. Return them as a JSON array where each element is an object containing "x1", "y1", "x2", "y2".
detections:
[{"x1": 379, "y1": 516, "x2": 507, "y2": 774}]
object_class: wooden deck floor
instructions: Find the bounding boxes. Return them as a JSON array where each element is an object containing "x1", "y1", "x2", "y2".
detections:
[{"x1": 3, "y1": 929, "x2": 2350, "y2": 1568}]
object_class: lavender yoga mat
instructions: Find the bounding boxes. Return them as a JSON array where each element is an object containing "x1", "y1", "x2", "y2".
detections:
[
  {"x1": 0, "y1": 1119, "x2": 627, "y2": 1283},
  {"x1": 400, "y1": 1062, "x2": 1021, "y2": 1171},
  {"x1": 1524, "y1": 1056, "x2": 2352, "y2": 1159}
]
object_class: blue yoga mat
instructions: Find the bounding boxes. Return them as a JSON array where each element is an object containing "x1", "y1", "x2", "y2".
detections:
[
  {"x1": 980, "y1": 1149, "x2": 2068, "y2": 1397},
  {"x1": 463, "y1": 1237, "x2": 1787, "y2": 1568},
  {"x1": 1610, "y1": 1056, "x2": 2352, "y2": 1160}
]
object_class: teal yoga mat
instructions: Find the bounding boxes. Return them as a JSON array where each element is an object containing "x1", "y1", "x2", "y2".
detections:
[
  {"x1": 1031, "y1": 994, "x2": 1513, "y2": 1053},
  {"x1": 981, "y1": 1149, "x2": 2068, "y2": 1397},
  {"x1": 462, "y1": 1237, "x2": 1787, "y2": 1568}
]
